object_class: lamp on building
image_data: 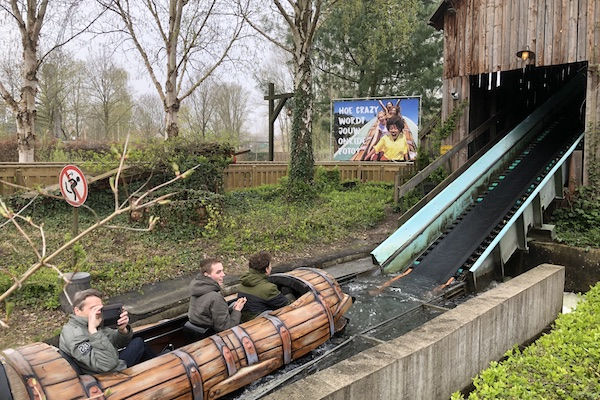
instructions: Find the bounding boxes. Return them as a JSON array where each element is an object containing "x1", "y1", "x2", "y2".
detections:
[{"x1": 516, "y1": 47, "x2": 535, "y2": 62}]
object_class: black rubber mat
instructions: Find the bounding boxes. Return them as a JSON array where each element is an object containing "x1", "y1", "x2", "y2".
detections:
[{"x1": 401, "y1": 115, "x2": 582, "y2": 287}]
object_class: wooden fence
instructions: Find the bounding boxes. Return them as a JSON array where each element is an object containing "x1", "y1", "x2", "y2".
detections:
[{"x1": 0, "y1": 161, "x2": 417, "y2": 196}]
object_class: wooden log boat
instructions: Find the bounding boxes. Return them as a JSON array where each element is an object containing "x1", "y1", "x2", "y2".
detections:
[{"x1": 0, "y1": 267, "x2": 353, "y2": 400}]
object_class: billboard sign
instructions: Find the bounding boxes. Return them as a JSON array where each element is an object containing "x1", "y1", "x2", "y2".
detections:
[{"x1": 332, "y1": 97, "x2": 420, "y2": 161}]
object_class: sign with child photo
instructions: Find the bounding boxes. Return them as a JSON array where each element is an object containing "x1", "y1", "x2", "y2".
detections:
[{"x1": 332, "y1": 96, "x2": 420, "y2": 162}]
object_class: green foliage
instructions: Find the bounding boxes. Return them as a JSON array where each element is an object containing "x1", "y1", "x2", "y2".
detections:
[
  {"x1": 0, "y1": 268, "x2": 63, "y2": 309},
  {"x1": 92, "y1": 256, "x2": 175, "y2": 295},
  {"x1": 552, "y1": 186, "x2": 600, "y2": 248},
  {"x1": 218, "y1": 181, "x2": 393, "y2": 254},
  {"x1": 453, "y1": 282, "x2": 600, "y2": 399},
  {"x1": 429, "y1": 100, "x2": 468, "y2": 157}
]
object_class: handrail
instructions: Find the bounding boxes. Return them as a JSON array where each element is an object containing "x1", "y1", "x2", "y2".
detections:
[{"x1": 394, "y1": 109, "x2": 507, "y2": 202}]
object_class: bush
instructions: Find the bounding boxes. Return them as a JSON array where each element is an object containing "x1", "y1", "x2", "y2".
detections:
[
  {"x1": 452, "y1": 283, "x2": 600, "y2": 399},
  {"x1": 552, "y1": 186, "x2": 600, "y2": 248}
]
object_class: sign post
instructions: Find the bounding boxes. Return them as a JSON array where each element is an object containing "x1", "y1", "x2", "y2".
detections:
[{"x1": 59, "y1": 165, "x2": 88, "y2": 238}]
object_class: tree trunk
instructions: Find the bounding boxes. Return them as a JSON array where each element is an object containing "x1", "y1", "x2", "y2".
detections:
[
  {"x1": 17, "y1": 46, "x2": 39, "y2": 163},
  {"x1": 165, "y1": 100, "x2": 180, "y2": 139},
  {"x1": 289, "y1": 49, "x2": 315, "y2": 186}
]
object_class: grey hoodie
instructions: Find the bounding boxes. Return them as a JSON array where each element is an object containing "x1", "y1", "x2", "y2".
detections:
[
  {"x1": 59, "y1": 315, "x2": 132, "y2": 375},
  {"x1": 187, "y1": 274, "x2": 241, "y2": 332}
]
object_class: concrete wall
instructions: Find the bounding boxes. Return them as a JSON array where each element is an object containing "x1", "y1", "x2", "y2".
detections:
[{"x1": 264, "y1": 264, "x2": 565, "y2": 400}]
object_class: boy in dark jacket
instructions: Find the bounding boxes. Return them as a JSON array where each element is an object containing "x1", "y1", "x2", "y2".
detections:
[
  {"x1": 238, "y1": 251, "x2": 290, "y2": 321},
  {"x1": 188, "y1": 258, "x2": 247, "y2": 332}
]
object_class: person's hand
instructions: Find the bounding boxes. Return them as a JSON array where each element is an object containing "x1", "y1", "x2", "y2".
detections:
[
  {"x1": 233, "y1": 297, "x2": 247, "y2": 312},
  {"x1": 117, "y1": 309, "x2": 129, "y2": 334},
  {"x1": 88, "y1": 304, "x2": 103, "y2": 334}
]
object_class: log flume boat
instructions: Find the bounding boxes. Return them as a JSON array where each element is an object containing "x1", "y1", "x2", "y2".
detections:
[{"x1": 0, "y1": 268, "x2": 352, "y2": 400}]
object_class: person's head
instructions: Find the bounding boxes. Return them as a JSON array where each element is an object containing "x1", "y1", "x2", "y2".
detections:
[
  {"x1": 73, "y1": 289, "x2": 104, "y2": 318},
  {"x1": 249, "y1": 251, "x2": 272, "y2": 275},
  {"x1": 386, "y1": 101, "x2": 393, "y2": 111},
  {"x1": 377, "y1": 111, "x2": 386, "y2": 123},
  {"x1": 389, "y1": 106, "x2": 398, "y2": 116},
  {"x1": 201, "y1": 258, "x2": 225, "y2": 286},
  {"x1": 386, "y1": 116, "x2": 405, "y2": 139}
]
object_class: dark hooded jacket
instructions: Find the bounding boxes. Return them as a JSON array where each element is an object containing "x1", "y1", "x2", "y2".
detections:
[
  {"x1": 238, "y1": 269, "x2": 290, "y2": 321},
  {"x1": 188, "y1": 274, "x2": 241, "y2": 332}
]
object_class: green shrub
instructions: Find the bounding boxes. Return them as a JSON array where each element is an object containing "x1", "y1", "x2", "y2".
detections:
[
  {"x1": 452, "y1": 283, "x2": 600, "y2": 399},
  {"x1": 552, "y1": 186, "x2": 600, "y2": 248}
]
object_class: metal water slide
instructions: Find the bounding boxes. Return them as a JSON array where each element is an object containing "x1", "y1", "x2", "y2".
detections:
[{"x1": 371, "y1": 73, "x2": 586, "y2": 291}]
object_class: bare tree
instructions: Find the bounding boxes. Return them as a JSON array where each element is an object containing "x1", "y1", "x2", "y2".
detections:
[
  {"x1": 181, "y1": 77, "x2": 217, "y2": 140},
  {"x1": 132, "y1": 93, "x2": 164, "y2": 138},
  {"x1": 0, "y1": 0, "x2": 106, "y2": 161},
  {"x1": 86, "y1": 53, "x2": 132, "y2": 141},
  {"x1": 242, "y1": 0, "x2": 341, "y2": 191},
  {"x1": 105, "y1": 0, "x2": 246, "y2": 139},
  {"x1": 212, "y1": 82, "x2": 249, "y2": 143}
]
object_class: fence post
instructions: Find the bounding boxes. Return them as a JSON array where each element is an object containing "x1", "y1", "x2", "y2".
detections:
[{"x1": 394, "y1": 172, "x2": 401, "y2": 204}]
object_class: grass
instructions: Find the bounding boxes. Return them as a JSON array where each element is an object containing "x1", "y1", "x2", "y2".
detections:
[
  {"x1": 0, "y1": 179, "x2": 394, "y2": 311},
  {"x1": 551, "y1": 187, "x2": 600, "y2": 248}
]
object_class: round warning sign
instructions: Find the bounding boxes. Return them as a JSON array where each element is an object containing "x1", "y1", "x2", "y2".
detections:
[{"x1": 59, "y1": 165, "x2": 88, "y2": 207}]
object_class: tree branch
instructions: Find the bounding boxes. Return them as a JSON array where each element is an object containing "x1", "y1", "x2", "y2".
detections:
[
  {"x1": 272, "y1": 0, "x2": 296, "y2": 32},
  {"x1": 243, "y1": 13, "x2": 292, "y2": 54},
  {"x1": 112, "y1": 0, "x2": 166, "y2": 104},
  {"x1": 0, "y1": 81, "x2": 18, "y2": 112}
]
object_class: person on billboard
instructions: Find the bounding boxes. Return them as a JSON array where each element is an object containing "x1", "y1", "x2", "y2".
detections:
[
  {"x1": 351, "y1": 110, "x2": 388, "y2": 161},
  {"x1": 366, "y1": 116, "x2": 408, "y2": 161},
  {"x1": 395, "y1": 105, "x2": 417, "y2": 161}
]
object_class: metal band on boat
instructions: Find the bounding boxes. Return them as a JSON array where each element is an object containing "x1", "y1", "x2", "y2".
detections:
[
  {"x1": 262, "y1": 314, "x2": 292, "y2": 365},
  {"x1": 297, "y1": 267, "x2": 343, "y2": 301},
  {"x1": 231, "y1": 326, "x2": 259, "y2": 366},
  {"x1": 79, "y1": 375, "x2": 105, "y2": 400},
  {"x1": 272, "y1": 273, "x2": 336, "y2": 337},
  {"x1": 210, "y1": 335, "x2": 238, "y2": 377},
  {"x1": 172, "y1": 349, "x2": 204, "y2": 400},
  {"x1": 2, "y1": 348, "x2": 46, "y2": 400}
]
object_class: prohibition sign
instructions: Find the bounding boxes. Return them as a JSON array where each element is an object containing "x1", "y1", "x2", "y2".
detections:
[{"x1": 59, "y1": 165, "x2": 88, "y2": 207}]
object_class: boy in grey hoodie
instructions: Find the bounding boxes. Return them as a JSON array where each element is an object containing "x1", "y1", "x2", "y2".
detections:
[{"x1": 188, "y1": 258, "x2": 246, "y2": 332}]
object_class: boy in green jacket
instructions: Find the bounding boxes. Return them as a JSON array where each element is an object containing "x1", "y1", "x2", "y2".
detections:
[{"x1": 238, "y1": 251, "x2": 290, "y2": 321}]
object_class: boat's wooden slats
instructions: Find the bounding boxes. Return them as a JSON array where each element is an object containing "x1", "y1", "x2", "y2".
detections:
[
  {"x1": 196, "y1": 356, "x2": 229, "y2": 382},
  {"x1": 172, "y1": 349, "x2": 203, "y2": 400},
  {"x1": 32, "y1": 357, "x2": 78, "y2": 386},
  {"x1": 184, "y1": 340, "x2": 220, "y2": 360},
  {"x1": 2, "y1": 348, "x2": 48, "y2": 400},
  {"x1": 104, "y1": 362, "x2": 187, "y2": 399},
  {"x1": 206, "y1": 358, "x2": 281, "y2": 400},
  {"x1": 297, "y1": 268, "x2": 343, "y2": 301},
  {"x1": 16, "y1": 343, "x2": 47, "y2": 356},
  {"x1": 172, "y1": 394, "x2": 194, "y2": 400},
  {"x1": 106, "y1": 355, "x2": 181, "y2": 379},
  {"x1": 292, "y1": 333, "x2": 330, "y2": 360},
  {"x1": 201, "y1": 370, "x2": 228, "y2": 395},
  {"x1": 291, "y1": 324, "x2": 329, "y2": 352},
  {"x1": 26, "y1": 349, "x2": 62, "y2": 366},
  {"x1": 289, "y1": 314, "x2": 328, "y2": 341},
  {"x1": 209, "y1": 335, "x2": 237, "y2": 377},
  {"x1": 44, "y1": 377, "x2": 87, "y2": 400},
  {"x1": 231, "y1": 326, "x2": 259, "y2": 366},
  {"x1": 123, "y1": 374, "x2": 190, "y2": 400},
  {"x1": 262, "y1": 314, "x2": 292, "y2": 364},
  {"x1": 220, "y1": 334, "x2": 243, "y2": 368}
]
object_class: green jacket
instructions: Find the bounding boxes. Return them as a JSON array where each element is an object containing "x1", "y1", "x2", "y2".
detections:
[
  {"x1": 188, "y1": 274, "x2": 241, "y2": 332},
  {"x1": 238, "y1": 269, "x2": 290, "y2": 321},
  {"x1": 59, "y1": 315, "x2": 132, "y2": 375}
]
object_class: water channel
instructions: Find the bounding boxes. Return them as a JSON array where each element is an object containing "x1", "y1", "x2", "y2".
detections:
[{"x1": 227, "y1": 271, "x2": 471, "y2": 399}]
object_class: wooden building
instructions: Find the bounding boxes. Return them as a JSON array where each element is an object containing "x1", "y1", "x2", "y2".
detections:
[{"x1": 429, "y1": 0, "x2": 599, "y2": 185}]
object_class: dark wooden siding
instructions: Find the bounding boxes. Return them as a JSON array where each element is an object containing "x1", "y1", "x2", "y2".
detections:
[{"x1": 441, "y1": 0, "x2": 593, "y2": 78}]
